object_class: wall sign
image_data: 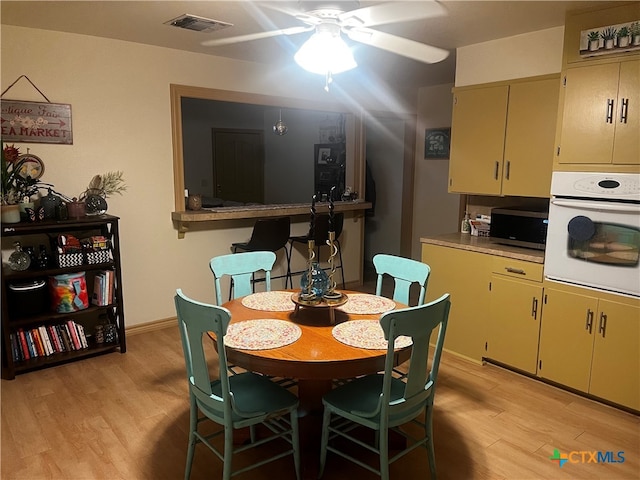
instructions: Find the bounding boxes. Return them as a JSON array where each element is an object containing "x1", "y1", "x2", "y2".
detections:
[
  {"x1": 424, "y1": 128, "x2": 451, "y2": 159},
  {"x1": 1, "y1": 100, "x2": 73, "y2": 144}
]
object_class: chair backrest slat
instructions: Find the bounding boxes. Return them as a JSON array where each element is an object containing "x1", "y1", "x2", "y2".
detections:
[
  {"x1": 373, "y1": 253, "x2": 430, "y2": 306},
  {"x1": 210, "y1": 251, "x2": 276, "y2": 305}
]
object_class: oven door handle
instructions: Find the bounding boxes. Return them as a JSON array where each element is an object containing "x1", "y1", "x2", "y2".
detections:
[{"x1": 551, "y1": 199, "x2": 640, "y2": 214}]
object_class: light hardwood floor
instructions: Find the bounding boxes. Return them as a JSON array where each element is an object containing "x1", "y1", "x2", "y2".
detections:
[{"x1": 2, "y1": 278, "x2": 639, "y2": 479}]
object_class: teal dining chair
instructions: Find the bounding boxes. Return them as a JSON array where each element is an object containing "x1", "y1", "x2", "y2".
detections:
[
  {"x1": 174, "y1": 289, "x2": 301, "y2": 480},
  {"x1": 318, "y1": 293, "x2": 451, "y2": 480},
  {"x1": 209, "y1": 251, "x2": 276, "y2": 305},
  {"x1": 373, "y1": 253, "x2": 431, "y2": 306}
]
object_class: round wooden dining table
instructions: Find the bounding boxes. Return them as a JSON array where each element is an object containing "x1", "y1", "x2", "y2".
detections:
[
  {"x1": 219, "y1": 290, "x2": 409, "y2": 411},
  {"x1": 215, "y1": 289, "x2": 411, "y2": 478}
]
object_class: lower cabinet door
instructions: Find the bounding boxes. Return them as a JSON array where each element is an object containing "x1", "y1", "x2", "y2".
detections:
[
  {"x1": 589, "y1": 299, "x2": 640, "y2": 411},
  {"x1": 487, "y1": 275, "x2": 543, "y2": 374},
  {"x1": 538, "y1": 287, "x2": 598, "y2": 393}
]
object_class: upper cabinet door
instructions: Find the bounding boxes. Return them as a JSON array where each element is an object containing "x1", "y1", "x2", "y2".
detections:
[
  {"x1": 557, "y1": 60, "x2": 639, "y2": 166},
  {"x1": 557, "y1": 63, "x2": 619, "y2": 164},
  {"x1": 502, "y1": 78, "x2": 560, "y2": 197},
  {"x1": 612, "y1": 59, "x2": 640, "y2": 165},
  {"x1": 449, "y1": 85, "x2": 508, "y2": 195}
]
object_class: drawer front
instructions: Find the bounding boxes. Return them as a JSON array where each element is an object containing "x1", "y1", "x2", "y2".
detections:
[{"x1": 492, "y1": 257, "x2": 543, "y2": 282}]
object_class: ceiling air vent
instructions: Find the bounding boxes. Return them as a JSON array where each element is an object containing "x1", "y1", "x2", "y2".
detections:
[{"x1": 164, "y1": 14, "x2": 233, "y2": 33}]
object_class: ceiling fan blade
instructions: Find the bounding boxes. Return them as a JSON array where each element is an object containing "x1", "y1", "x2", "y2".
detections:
[
  {"x1": 201, "y1": 26, "x2": 312, "y2": 47},
  {"x1": 339, "y1": 1, "x2": 446, "y2": 28},
  {"x1": 346, "y1": 27, "x2": 449, "y2": 64}
]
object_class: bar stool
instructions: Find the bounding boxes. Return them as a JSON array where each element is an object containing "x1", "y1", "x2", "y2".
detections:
[
  {"x1": 231, "y1": 217, "x2": 292, "y2": 298},
  {"x1": 289, "y1": 213, "x2": 345, "y2": 290}
]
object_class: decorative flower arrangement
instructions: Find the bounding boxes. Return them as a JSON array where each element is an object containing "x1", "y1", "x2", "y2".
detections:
[
  {"x1": 1, "y1": 142, "x2": 40, "y2": 205},
  {"x1": 79, "y1": 171, "x2": 127, "y2": 201}
]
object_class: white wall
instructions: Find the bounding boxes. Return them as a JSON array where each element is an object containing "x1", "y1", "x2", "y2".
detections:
[
  {"x1": 0, "y1": 25, "x2": 372, "y2": 327},
  {"x1": 455, "y1": 27, "x2": 564, "y2": 86},
  {"x1": 411, "y1": 84, "x2": 460, "y2": 259}
]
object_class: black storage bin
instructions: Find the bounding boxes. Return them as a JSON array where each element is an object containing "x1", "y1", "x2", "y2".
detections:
[{"x1": 7, "y1": 279, "x2": 49, "y2": 318}]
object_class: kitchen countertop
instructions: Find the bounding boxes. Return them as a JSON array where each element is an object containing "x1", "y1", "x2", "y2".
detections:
[{"x1": 421, "y1": 233, "x2": 545, "y2": 264}]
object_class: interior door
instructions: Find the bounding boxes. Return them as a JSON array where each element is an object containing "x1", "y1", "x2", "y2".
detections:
[{"x1": 212, "y1": 129, "x2": 264, "y2": 204}]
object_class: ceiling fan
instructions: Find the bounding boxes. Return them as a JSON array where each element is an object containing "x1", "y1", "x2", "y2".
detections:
[{"x1": 201, "y1": 1, "x2": 449, "y2": 82}]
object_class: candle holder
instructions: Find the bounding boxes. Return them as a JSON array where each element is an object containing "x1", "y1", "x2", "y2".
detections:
[{"x1": 323, "y1": 230, "x2": 345, "y2": 302}]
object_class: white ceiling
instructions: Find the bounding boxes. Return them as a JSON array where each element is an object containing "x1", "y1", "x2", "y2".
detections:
[{"x1": 0, "y1": 1, "x2": 629, "y2": 91}]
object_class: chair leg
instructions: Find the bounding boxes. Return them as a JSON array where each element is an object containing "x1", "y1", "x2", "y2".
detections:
[
  {"x1": 284, "y1": 244, "x2": 293, "y2": 289},
  {"x1": 223, "y1": 425, "x2": 234, "y2": 480},
  {"x1": 379, "y1": 427, "x2": 390, "y2": 480},
  {"x1": 185, "y1": 398, "x2": 198, "y2": 480},
  {"x1": 426, "y1": 406, "x2": 437, "y2": 479},
  {"x1": 291, "y1": 411, "x2": 301, "y2": 480},
  {"x1": 318, "y1": 408, "x2": 332, "y2": 478}
]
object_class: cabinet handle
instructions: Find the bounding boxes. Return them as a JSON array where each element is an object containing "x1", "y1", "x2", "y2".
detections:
[
  {"x1": 606, "y1": 99, "x2": 614, "y2": 123},
  {"x1": 531, "y1": 297, "x2": 538, "y2": 320},
  {"x1": 599, "y1": 312, "x2": 607, "y2": 338},
  {"x1": 505, "y1": 267, "x2": 526, "y2": 275},
  {"x1": 494, "y1": 161, "x2": 499, "y2": 180},
  {"x1": 585, "y1": 309, "x2": 594, "y2": 333},
  {"x1": 620, "y1": 98, "x2": 629, "y2": 123},
  {"x1": 505, "y1": 161, "x2": 511, "y2": 180}
]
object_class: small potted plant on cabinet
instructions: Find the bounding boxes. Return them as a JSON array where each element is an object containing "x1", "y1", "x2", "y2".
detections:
[
  {"x1": 587, "y1": 30, "x2": 601, "y2": 51},
  {"x1": 630, "y1": 22, "x2": 640, "y2": 46},
  {"x1": 617, "y1": 26, "x2": 631, "y2": 48},
  {"x1": 601, "y1": 26, "x2": 617, "y2": 49}
]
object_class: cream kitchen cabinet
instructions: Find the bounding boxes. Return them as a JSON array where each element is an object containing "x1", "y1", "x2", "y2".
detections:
[
  {"x1": 449, "y1": 75, "x2": 559, "y2": 197},
  {"x1": 422, "y1": 243, "x2": 490, "y2": 362},
  {"x1": 538, "y1": 283, "x2": 640, "y2": 411},
  {"x1": 555, "y1": 59, "x2": 639, "y2": 168},
  {"x1": 486, "y1": 258, "x2": 543, "y2": 375}
]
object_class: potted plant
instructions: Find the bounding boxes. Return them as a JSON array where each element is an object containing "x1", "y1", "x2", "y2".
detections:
[
  {"x1": 630, "y1": 22, "x2": 640, "y2": 46},
  {"x1": 601, "y1": 26, "x2": 617, "y2": 49},
  {"x1": 587, "y1": 30, "x2": 600, "y2": 51},
  {"x1": 617, "y1": 26, "x2": 631, "y2": 48},
  {"x1": 76, "y1": 171, "x2": 127, "y2": 216}
]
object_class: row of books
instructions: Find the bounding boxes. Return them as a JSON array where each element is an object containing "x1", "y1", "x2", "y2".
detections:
[
  {"x1": 9, "y1": 320, "x2": 89, "y2": 363},
  {"x1": 91, "y1": 270, "x2": 115, "y2": 306}
]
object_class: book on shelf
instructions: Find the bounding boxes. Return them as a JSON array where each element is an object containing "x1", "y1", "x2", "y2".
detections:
[
  {"x1": 9, "y1": 333, "x2": 22, "y2": 362},
  {"x1": 25, "y1": 330, "x2": 37, "y2": 358},
  {"x1": 91, "y1": 270, "x2": 115, "y2": 306},
  {"x1": 75, "y1": 323, "x2": 89, "y2": 349},
  {"x1": 17, "y1": 329, "x2": 30, "y2": 360},
  {"x1": 32, "y1": 328, "x2": 46, "y2": 357},
  {"x1": 47, "y1": 325, "x2": 62, "y2": 353},
  {"x1": 59, "y1": 324, "x2": 73, "y2": 352},
  {"x1": 38, "y1": 326, "x2": 54, "y2": 356},
  {"x1": 66, "y1": 320, "x2": 82, "y2": 350}
]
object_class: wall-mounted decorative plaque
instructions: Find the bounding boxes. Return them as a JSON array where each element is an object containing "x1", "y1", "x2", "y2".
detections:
[{"x1": 1, "y1": 100, "x2": 73, "y2": 144}]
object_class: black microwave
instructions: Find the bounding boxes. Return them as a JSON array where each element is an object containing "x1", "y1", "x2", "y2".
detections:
[{"x1": 490, "y1": 206, "x2": 549, "y2": 250}]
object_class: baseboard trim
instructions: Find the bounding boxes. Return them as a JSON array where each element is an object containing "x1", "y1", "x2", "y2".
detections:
[{"x1": 126, "y1": 317, "x2": 176, "y2": 336}]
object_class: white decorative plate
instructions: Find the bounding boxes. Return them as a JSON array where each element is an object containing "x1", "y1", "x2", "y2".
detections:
[
  {"x1": 225, "y1": 319, "x2": 301, "y2": 350},
  {"x1": 241, "y1": 291, "x2": 296, "y2": 311},
  {"x1": 337, "y1": 294, "x2": 396, "y2": 315},
  {"x1": 332, "y1": 320, "x2": 412, "y2": 350}
]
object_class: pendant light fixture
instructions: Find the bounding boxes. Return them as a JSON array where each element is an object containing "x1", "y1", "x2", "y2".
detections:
[{"x1": 273, "y1": 109, "x2": 288, "y2": 136}]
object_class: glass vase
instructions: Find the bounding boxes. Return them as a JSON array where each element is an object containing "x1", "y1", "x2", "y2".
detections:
[{"x1": 300, "y1": 262, "x2": 329, "y2": 297}]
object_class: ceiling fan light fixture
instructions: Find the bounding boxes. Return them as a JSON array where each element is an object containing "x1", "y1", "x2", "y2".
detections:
[{"x1": 294, "y1": 23, "x2": 357, "y2": 75}]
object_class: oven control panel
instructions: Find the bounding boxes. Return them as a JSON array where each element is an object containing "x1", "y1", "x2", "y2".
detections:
[{"x1": 551, "y1": 172, "x2": 640, "y2": 200}]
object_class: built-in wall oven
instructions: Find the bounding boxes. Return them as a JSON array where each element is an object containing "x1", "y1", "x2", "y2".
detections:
[{"x1": 544, "y1": 171, "x2": 640, "y2": 297}]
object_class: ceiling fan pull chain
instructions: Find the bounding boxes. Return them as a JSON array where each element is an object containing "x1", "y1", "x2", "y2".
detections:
[{"x1": 324, "y1": 71, "x2": 334, "y2": 92}]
